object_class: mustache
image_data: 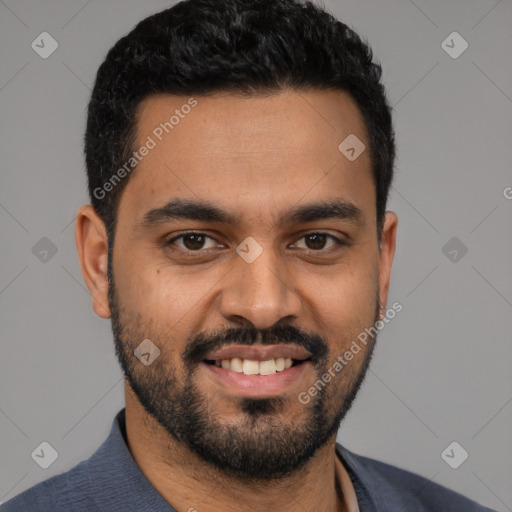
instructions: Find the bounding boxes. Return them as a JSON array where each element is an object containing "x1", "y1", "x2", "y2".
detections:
[{"x1": 183, "y1": 324, "x2": 328, "y2": 365}]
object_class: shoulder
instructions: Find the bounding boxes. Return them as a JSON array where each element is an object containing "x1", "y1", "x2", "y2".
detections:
[
  {"x1": 1, "y1": 410, "x2": 128, "y2": 512},
  {"x1": 1, "y1": 408, "x2": 173, "y2": 512},
  {"x1": 0, "y1": 460, "x2": 94, "y2": 512},
  {"x1": 336, "y1": 444, "x2": 497, "y2": 512}
]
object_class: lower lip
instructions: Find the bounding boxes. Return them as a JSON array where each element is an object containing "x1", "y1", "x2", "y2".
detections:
[{"x1": 201, "y1": 361, "x2": 311, "y2": 397}]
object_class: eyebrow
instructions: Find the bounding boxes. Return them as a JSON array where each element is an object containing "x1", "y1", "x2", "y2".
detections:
[{"x1": 138, "y1": 197, "x2": 365, "y2": 229}]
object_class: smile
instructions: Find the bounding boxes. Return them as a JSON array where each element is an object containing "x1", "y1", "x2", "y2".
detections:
[
  {"x1": 204, "y1": 357, "x2": 306, "y2": 375},
  {"x1": 200, "y1": 343, "x2": 313, "y2": 397}
]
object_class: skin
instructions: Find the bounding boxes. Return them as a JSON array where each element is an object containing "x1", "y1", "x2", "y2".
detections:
[{"x1": 76, "y1": 89, "x2": 397, "y2": 512}]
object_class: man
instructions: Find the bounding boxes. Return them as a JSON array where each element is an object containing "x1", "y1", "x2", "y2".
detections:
[{"x1": 1, "y1": 0, "x2": 497, "y2": 511}]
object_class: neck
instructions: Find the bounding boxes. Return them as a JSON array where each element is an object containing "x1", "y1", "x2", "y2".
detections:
[{"x1": 124, "y1": 387, "x2": 346, "y2": 512}]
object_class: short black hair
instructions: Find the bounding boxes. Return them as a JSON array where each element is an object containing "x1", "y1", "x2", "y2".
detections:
[{"x1": 85, "y1": 0, "x2": 395, "y2": 243}]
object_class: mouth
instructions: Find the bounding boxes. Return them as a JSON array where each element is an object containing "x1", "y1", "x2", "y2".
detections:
[
  {"x1": 202, "y1": 343, "x2": 312, "y2": 375},
  {"x1": 200, "y1": 345, "x2": 313, "y2": 397},
  {"x1": 203, "y1": 356, "x2": 311, "y2": 375}
]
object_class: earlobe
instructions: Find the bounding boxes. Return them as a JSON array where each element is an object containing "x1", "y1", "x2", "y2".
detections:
[
  {"x1": 377, "y1": 211, "x2": 398, "y2": 312},
  {"x1": 75, "y1": 205, "x2": 111, "y2": 319}
]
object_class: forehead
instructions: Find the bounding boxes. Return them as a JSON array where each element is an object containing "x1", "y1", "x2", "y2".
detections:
[{"x1": 120, "y1": 89, "x2": 375, "y2": 227}]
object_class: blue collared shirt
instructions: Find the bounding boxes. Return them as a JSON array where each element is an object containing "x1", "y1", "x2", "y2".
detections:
[{"x1": 1, "y1": 409, "x2": 496, "y2": 511}]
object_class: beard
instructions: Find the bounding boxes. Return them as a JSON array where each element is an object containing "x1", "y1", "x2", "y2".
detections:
[{"x1": 109, "y1": 275, "x2": 380, "y2": 483}]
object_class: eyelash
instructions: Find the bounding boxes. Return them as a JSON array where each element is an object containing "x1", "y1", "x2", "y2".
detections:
[{"x1": 164, "y1": 231, "x2": 348, "y2": 254}]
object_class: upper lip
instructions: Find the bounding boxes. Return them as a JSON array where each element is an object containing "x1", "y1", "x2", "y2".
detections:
[{"x1": 205, "y1": 344, "x2": 312, "y2": 361}]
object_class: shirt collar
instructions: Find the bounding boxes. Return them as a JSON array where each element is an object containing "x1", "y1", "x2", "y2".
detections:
[
  {"x1": 90, "y1": 409, "x2": 373, "y2": 512},
  {"x1": 85, "y1": 408, "x2": 176, "y2": 511},
  {"x1": 335, "y1": 448, "x2": 361, "y2": 512}
]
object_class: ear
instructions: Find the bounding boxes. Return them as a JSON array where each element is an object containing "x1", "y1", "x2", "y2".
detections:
[
  {"x1": 75, "y1": 205, "x2": 111, "y2": 319},
  {"x1": 377, "y1": 211, "x2": 398, "y2": 314}
]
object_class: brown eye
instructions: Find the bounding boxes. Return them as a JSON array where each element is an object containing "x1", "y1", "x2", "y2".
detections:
[
  {"x1": 181, "y1": 234, "x2": 207, "y2": 250},
  {"x1": 292, "y1": 232, "x2": 346, "y2": 252},
  {"x1": 304, "y1": 233, "x2": 328, "y2": 250},
  {"x1": 166, "y1": 233, "x2": 219, "y2": 251}
]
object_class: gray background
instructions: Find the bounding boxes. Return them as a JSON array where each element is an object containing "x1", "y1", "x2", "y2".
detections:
[{"x1": 1, "y1": 0, "x2": 511, "y2": 509}]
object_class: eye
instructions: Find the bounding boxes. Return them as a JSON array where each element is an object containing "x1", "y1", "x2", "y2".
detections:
[
  {"x1": 292, "y1": 232, "x2": 346, "y2": 251},
  {"x1": 166, "y1": 232, "x2": 220, "y2": 251},
  {"x1": 164, "y1": 231, "x2": 346, "y2": 255}
]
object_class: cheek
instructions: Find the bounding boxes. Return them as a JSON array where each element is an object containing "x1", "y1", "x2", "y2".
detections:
[
  {"x1": 113, "y1": 249, "x2": 225, "y2": 334},
  {"x1": 301, "y1": 256, "x2": 379, "y2": 345},
  {"x1": 113, "y1": 244, "x2": 178, "y2": 306}
]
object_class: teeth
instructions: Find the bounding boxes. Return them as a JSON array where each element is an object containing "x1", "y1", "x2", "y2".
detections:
[
  {"x1": 259, "y1": 359, "x2": 276, "y2": 375},
  {"x1": 212, "y1": 357, "x2": 297, "y2": 375},
  {"x1": 230, "y1": 357, "x2": 243, "y2": 372},
  {"x1": 242, "y1": 359, "x2": 260, "y2": 375}
]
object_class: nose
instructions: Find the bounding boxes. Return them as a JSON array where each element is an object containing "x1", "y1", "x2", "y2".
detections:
[{"x1": 217, "y1": 245, "x2": 303, "y2": 329}]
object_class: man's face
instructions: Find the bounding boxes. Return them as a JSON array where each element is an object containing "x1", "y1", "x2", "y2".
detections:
[{"x1": 106, "y1": 90, "x2": 394, "y2": 481}]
